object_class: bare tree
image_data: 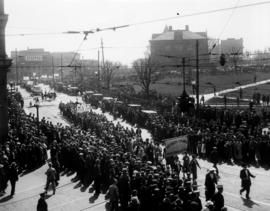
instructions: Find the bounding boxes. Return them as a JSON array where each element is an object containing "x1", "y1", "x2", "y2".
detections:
[
  {"x1": 133, "y1": 55, "x2": 159, "y2": 97},
  {"x1": 101, "y1": 61, "x2": 120, "y2": 90}
]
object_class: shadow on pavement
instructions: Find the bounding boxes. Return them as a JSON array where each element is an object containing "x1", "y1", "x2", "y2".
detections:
[
  {"x1": 241, "y1": 196, "x2": 260, "y2": 208},
  {"x1": 19, "y1": 166, "x2": 41, "y2": 176},
  {"x1": 0, "y1": 195, "x2": 13, "y2": 203},
  {"x1": 89, "y1": 193, "x2": 99, "y2": 203},
  {"x1": 73, "y1": 182, "x2": 82, "y2": 189},
  {"x1": 71, "y1": 176, "x2": 80, "y2": 183},
  {"x1": 80, "y1": 183, "x2": 90, "y2": 192}
]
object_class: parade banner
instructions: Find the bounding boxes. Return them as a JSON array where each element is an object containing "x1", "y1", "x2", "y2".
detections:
[{"x1": 164, "y1": 135, "x2": 188, "y2": 157}]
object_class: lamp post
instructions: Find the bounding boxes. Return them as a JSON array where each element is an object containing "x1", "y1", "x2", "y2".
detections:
[
  {"x1": 206, "y1": 82, "x2": 217, "y2": 107},
  {"x1": 235, "y1": 81, "x2": 242, "y2": 107}
]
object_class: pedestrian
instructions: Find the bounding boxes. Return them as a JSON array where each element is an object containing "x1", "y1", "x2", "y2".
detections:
[
  {"x1": 189, "y1": 154, "x2": 201, "y2": 183},
  {"x1": 128, "y1": 190, "x2": 140, "y2": 211},
  {"x1": 9, "y1": 162, "x2": 19, "y2": 196},
  {"x1": 212, "y1": 184, "x2": 225, "y2": 211},
  {"x1": 205, "y1": 168, "x2": 217, "y2": 201},
  {"x1": 105, "y1": 178, "x2": 119, "y2": 211},
  {"x1": 240, "y1": 164, "x2": 255, "y2": 199},
  {"x1": 118, "y1": 168, "x2": 131, "y2": 210},
  {"x1": 44, "y1": 162, "x2": 56, "y2": 195},
  {"x1": 182, "y1": 152, "x2": 190, "y2": 179},
  {"x1": 210, "y1": 147, "x2": 219, "y2": 175},
  {"x1": 37, "y1": 193, "x2": 48, "y2": 211},
  {"x1": 93, "y1": 158, "x2": 102, "y2": 195}
]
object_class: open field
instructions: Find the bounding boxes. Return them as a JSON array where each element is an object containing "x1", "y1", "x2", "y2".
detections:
[{"x1": 131, "y1": 70, "x2": 270, "y2": 97}]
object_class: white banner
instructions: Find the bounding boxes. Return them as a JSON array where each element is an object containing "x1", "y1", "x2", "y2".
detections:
[{"x1": 164, "y1": 135, "x2": 188, "y2": 157}]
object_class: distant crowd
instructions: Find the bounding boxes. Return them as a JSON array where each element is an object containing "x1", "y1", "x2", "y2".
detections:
[
  {"x1": 87, "y1": 96, "x2": 270, "y2": 167},
  {"x1": 1, "y1": 92, "x2": 227, "y2": 210}
]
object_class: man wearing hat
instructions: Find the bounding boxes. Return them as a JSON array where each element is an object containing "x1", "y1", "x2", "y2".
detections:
[
  {"x1": 240, "y1": 164, "x2": 255, "y2": 199},
  {"x1": 44, "y1": 162, "x2": 56, "y2": 195},
  {"x1": 212, "y1": 184, "x2": 225, "y2": 211},
  {"x1": 205, "y1": 168, "x2": 217, "y2": 201}
]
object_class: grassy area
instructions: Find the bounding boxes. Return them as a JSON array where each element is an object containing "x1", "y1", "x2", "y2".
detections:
[{"x1": 132, "y1": 70, "x2": 270, "y2": 98}]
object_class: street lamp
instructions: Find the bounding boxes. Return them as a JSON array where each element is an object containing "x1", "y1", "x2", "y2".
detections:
[
  {"x1": 9, "y1": 81, "x2": 14, "y2": 94},
  {"x1": 235, "y1": 82, "x2": 242, "y2": 107}
]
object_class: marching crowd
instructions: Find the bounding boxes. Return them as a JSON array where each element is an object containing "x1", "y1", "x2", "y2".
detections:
[
  {"x1": 2, "y1": 88, "x2": 263, "y2": 210},
  {"x1": 58, "y1": 102, "x2": 227, "y2": 211},
  {"x1": 0, "y1": 93, "x2": 47, "y2": 196},
  {"x1": 97, "y1": 98, "x2": 270, "y2": 167}
]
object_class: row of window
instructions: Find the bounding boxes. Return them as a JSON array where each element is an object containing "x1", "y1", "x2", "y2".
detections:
[{"x1": 25, "y1": 56, "x2": 43, "y2": 61}]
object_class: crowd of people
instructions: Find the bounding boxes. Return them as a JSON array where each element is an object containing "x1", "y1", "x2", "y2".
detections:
[
  {"x1": 86, "y1": 96, "x2": 270, "y2": 167},
  {"x1": 0, "y1": 92, "x2": 47, "y2": 196},
  {"x1": 3, "y1": 86, "x2": 265, "y2": 210},
  {"x1": 57, "y1": 102, "x2": 227, "y2": 210}
]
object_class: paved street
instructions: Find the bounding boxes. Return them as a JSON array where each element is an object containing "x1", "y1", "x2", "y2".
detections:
[{"x1": 1, "y1": 87, "x2": 270, "y2": 211}]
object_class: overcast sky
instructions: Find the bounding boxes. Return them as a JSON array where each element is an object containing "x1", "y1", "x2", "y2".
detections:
[{"x1": 5, "y1": 0, "x2": 270, "y2": 66}]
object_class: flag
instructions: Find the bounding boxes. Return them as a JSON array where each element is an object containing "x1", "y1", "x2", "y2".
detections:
[{"x1": 164, "y1": 135, "x2": 188, "y2": 157}]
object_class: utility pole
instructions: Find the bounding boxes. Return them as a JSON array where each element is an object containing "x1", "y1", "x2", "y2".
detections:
[
  {"x1": 97, "y1": 50, "x2": 100, "y2": 91},
  {"x1": 0, "y1": 0, "x2": 12, "y2": 143},
  {"x1": 74, "y1": 65, "x2": 77, "y2": 87},
  {"x1": 52, "y1": 56, "x2": 55, "y2": 87},
  {"x1": 196, "y1": 40, "x2": 199, "y2": 113},
  {"x1": 60, "y1": 54, "x2": 63, "y2": 82},
  {"x1": 15, "y1": 48, "x2": 18, "y2": 84},
  {"x1": 182, "y1": 57, "x2": 186, "y2": 92},
  {"x1": 101, "y1": 38, "x2": 105, "y2": 68}
]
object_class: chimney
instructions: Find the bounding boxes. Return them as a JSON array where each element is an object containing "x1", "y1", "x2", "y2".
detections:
[
  {"x1": 168, "y1": 26, "x2": 172, "y2": 31},
  {"x1": 185, "y1": 25, "x2": 189, "y2": 31}
]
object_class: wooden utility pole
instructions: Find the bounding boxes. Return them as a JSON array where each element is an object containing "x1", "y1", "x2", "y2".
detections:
[
  {"x1": 182, "y1": 57, "x2": 186, "y2": 92},
  {"x1": 74, "y1": 65, "x2": 77, "y2": 87},
  {"x1": 196, "y1": 40, "x2": 199, "y2": 112},
  {"x1": 101, "y1": 38, "x2": 105, "y2": 68},
  {"x1": 52, "y1": 56, "x2": 55, "y2": 87},
  {"x1": 0, "y1": 0, "x2": 12, "y2": 143},
  {"x1": 15, "y1": 48, "x2": 18, "y2": 84},
  {"x1": 60, "y1": 54, "x2": 63, "y2": 82},
  {"x1": 97, "y1": 50, "x2": 100, "y2": 90}
]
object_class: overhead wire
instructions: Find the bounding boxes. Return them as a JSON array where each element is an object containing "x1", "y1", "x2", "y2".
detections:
[
  {"x1": 5, "y1": 1, "x2": 270, "y2": 37},
  {"x1": 209, "y1": 0, "x2": 240, "y2": 52}
]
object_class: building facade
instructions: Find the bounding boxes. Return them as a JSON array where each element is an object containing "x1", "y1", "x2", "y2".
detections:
[
  {"x1": 9, "y1": 48, "x2": 80, "y2": 81},
  {"x1": 220, "y1": 38, "x2": 244, "y2": 54},
  {"x1": 150, "y1": 25, "x2": 209, "y2": 69}
]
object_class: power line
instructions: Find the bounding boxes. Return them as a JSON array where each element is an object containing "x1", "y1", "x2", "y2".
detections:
[
  {"x1": 209, "y1": 0, "x2": 240, "y2": 51},
  {"x1": 130, "y1": 1, "x2": 270, "y2": 26},
  {"x1": 6, "y1": 1, "x2": 270, "y2": 37}
]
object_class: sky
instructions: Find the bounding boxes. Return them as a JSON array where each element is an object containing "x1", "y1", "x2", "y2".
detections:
[{"x1": 4, "y1": 0, "x2": 270, "y2": 66}]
